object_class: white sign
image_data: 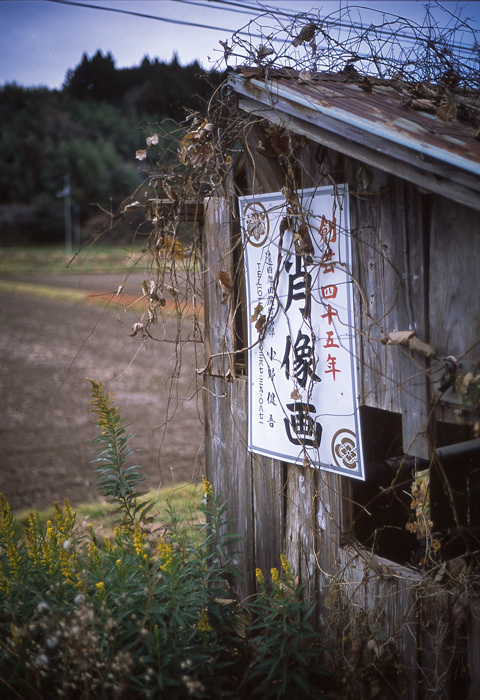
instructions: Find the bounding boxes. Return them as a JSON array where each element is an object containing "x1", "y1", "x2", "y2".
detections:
[{"x1": 240, "y1": 185, "x2": 364, "y2": 480}]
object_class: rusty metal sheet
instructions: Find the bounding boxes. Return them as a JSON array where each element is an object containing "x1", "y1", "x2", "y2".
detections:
[{"x1": 232, "y1": 67, "x2": 480, "y2": 174}]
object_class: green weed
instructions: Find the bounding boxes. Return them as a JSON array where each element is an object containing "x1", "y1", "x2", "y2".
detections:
[{"x1": 0, "y1": 381, "x2": 329, "y2": 698}]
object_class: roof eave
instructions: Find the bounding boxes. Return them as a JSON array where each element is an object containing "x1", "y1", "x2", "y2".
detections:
[{"x1": 229, "y1": 72, "x2": 480, "y2": 212}]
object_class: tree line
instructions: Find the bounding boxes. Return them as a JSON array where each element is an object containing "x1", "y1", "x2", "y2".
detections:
[{"x1": 0, "y1": 51, "x2": 221, "y2": 245}]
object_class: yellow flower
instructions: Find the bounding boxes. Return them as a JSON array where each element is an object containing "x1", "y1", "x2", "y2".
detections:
[
  {"x1": 104, "y1": 537, "x2": 114, "y2": 553},
  {"x1": 133, "y1": 521, "x2": 145, "y2": 557},
  {"x1": 88, "y1": 379, "x2": 119, "y2": 435},
  {"x1": 255, "y1": 568, "x2": 264, "y2": 585},
  {"x1": 88, "y1": 541, "x2": 101, "y2": 566},
  {"x1": 202, "y1": 476, "x2": 213, "y2": 498},
  {"x1": 59, "y1": 546, "x2": 79, "y2": 586},
  {"x1": 42, "y1": 520, "x2": 57, "y2": 576},
  {"x1": 198, "y1": 606, "x2": 211, "y2": 633},
  {"x1": 55, "y1": 500, "x2": 75, "y2": 538},
  {"x1": 280, "y1": 554, "x2": 291, "y2": 576},
  {"x1": 25, "y1": 512, "x2": 42, "y2": 566},
  {"x1": 157, "y1": 540, "x2": 174, "y2": 572},
  {"x1": 271, "y1": 567, "x2": 280, "y2": 586},
  {"x1": 96, "y1": 581, "x2": 106, "y2": 601},
  {"x1": 0, "y1": 561, "x2": 10, "y2": 596},
  {"x1": 0, "y1": 494, "x2": 21, "y2": 580}
]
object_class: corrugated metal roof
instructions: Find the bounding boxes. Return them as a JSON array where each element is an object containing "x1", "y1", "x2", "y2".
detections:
[{"x1": 229, "y1": 67, "x2": 480, "y2": 210}]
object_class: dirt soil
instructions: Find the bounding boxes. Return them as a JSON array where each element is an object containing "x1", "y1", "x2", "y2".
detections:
[{"x1": 0, "y1": 273, "x2": 205, "y2": 512}]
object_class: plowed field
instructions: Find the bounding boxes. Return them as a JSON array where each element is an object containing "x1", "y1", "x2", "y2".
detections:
[{"x1": 0, "y1": 273, "x2": 204, "y2": 512}]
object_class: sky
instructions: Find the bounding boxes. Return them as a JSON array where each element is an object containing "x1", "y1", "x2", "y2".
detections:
[{"x1": 1, "y1": 0, "x2": 480, "y2": 89}]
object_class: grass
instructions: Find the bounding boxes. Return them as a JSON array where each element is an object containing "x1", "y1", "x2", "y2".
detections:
[
  {"x1": 15, "y1": 481, "x2": 205, "y2": 541},
  {"x1": 0, "y1": 279, "x2": 92, "y2": 303},
  {"x1": 0, "y1": 244, "x2": 147, "y2": 276},
  {"x1": 0, "y1": 279, "x2": 147, "y2": 310}
]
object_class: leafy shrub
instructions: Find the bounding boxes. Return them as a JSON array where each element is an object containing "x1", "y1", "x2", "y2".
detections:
[{"x1": 0, "y1": 382, "x2": 328, "y2": 698}]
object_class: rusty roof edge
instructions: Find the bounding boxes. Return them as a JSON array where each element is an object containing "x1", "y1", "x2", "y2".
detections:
[{"x1": 229, "y1": 73, "x2": 480, "y2": 179}]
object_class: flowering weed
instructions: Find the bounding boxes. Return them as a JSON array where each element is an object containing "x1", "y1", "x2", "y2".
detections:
[{"x1": 0, "y1": 383, "x2": 329, "y2": 698}]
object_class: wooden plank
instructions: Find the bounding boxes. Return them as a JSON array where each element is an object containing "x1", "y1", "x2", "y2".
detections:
[
  {"x1": 251, "y1": 455, "x2": 285, "y2": 580},
  {"x1": 428, "y1": 197, "x2": 480, "y2": 361},
  {"x1": 284, "y1": 464, "x2": 318, "y2": 603},
  {"x1": 202, "y1": 196, "x2": 235, "y2": 377},
  {"x1": 394, "y1": 181, "x2": 430, "y2": 459},
  {"x1": 349, "y1": 168, "x2": 406, "y2": 414},
  {"x1": 337, "y1": 546, "x2": 421, "y2": 700},
  {"x1": 314, "y1": 471, "x2": 344, "y2": 629},
  {"x1": 203, "y1": 374, "x2": 255, "y2": 602},
  {"x1": 350, "y1": 172, "x2": 431, "y2": 457},
  {"x1": 241, "y1": 119, "x2": 286, "y2": 195}
]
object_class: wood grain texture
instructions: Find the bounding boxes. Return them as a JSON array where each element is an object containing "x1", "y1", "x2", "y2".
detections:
[
  {"x1": 202, "y1": 196, "x2": 235, "y2": 377},
  {"x1": 284, "y1": 463, "x2": 318, "y2": 601},
  {"x1": 203, "y1": 374, "x2": 255, "y2": 602},
  {"x1": 251, "y1": 454, "x2": 285, "y2": 578},
  {"x1": 428, "y1": 197, "x2": 480, "y2": 359}
]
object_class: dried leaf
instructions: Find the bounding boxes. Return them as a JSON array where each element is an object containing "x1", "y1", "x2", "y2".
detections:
[
  {"x1": 290, "y1": 388, "x2": 302, "y2": 400},
  {"x1": 246, "y1": 211, "x2": 266, "y2": 241},
  {"x1": 165, "y1": 285, "x2": 179, "y2": 296},
  {"x1": 147, "y1": 304, "x2": 157, "y2": 323},
  {"x1": 255, "y1": 314, "x2": 266, "y2": 333},
  {"x1": 359, "y1": 76, "x2": 373, "y2": 93},
  {"x1": 123, "y1": 201, "x2": 141, "y2": 211},
  {"x1": 291, "y1": 22, "x2": 317, "y2": 47},
  {"x1": 135, "y1": 149, "x2": 147, "y2": 161},
  {"x1": 416, "y1": 81, "x2": 437, "y2": 99},
  {"x1": 437, "y1": 102, "x2": 457, "y2": 122},
  {"x1": 279, "y1": 216, "x2": 290, "y2": 237},
  {"x1": 387, "y1": 330, "x2": 415, "y2": 345},
  {"x1": 218, "y1": 271, "x2": 233, "y2": 304},
  {"x1": 257, "y1": 44, "x2": 274, "y2": 60},
  {"x1": 250, "y1": 303, "x2": 263, "y2": 322},
  {"x1": 407, "y1": 336, "x2": 437, "y2": 358},
  {"x1": 178, "y1": 120, "x2": 214, "y2": 168},
  {"x1": 294, "y1": 222, "x2": 314, "y2": 255},
  {"x1": 146, "y1": 134, "x2": 159, "y2": 147},
  {"x1": 219, "y1": 39, "x2": 232, "y2": 59},
  {"x1": 410, "y1": 98, "x2": 436, "y2": 114},
  {"x1": 298, "y1": 70, "x2": 314, "y2": 85}
]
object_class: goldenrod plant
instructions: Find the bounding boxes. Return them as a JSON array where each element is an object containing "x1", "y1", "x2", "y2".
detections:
[
  {"x1": 88, "y1": 378, "x2": 154, "y2": 528},
  {"x1": 0, "y1": 383, "x2": 329, "y2": 698},
  {"x1": 250, "y1": 555, "x2": 328, "y2": 699}
]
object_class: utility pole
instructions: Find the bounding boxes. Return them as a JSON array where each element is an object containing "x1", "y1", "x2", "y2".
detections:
[{"x1": 56, "y1": 175, "x2": 72, "y2": 255}]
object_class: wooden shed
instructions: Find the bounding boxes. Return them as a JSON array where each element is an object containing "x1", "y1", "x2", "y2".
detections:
[{"x1": 201, "y1": 66, "x2": 480, "y2": 698}]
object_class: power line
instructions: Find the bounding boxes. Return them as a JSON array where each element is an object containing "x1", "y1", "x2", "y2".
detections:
[
  {"x1": 47, "y1": 0, "x2": 266, "y2": 37},
  {"x1": 46, "y1": 0, "x2": 478, "y2": 56}
]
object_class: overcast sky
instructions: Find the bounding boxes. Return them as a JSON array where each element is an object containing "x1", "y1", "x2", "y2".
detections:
[{"x1": 1, "y1": 0, "x2": 480, "y2": 89}]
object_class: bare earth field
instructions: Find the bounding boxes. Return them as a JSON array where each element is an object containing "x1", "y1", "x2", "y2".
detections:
[{"x1": 0, "y1": 272, "x2": 205, "y2": 512}]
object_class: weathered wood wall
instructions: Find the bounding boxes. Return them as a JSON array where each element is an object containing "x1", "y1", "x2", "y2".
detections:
[{"x1": 201, "y1": 124, "x2": 480, "y2": 698}]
